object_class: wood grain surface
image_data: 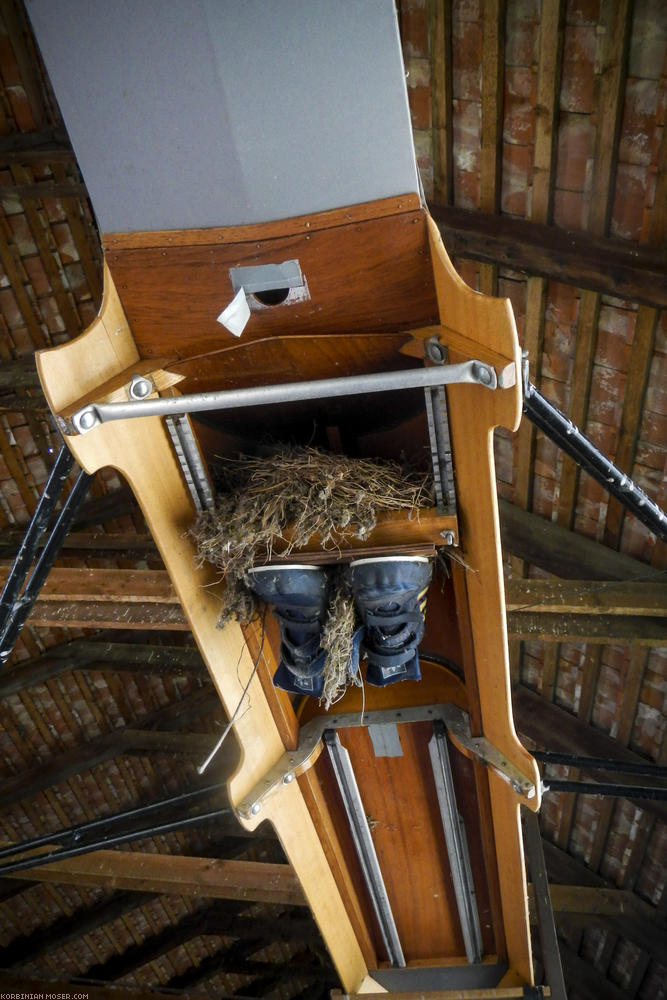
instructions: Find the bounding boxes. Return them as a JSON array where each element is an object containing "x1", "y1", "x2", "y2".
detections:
[{"x1": 105, "y1": 208, "x2": 439, "y2": 384}]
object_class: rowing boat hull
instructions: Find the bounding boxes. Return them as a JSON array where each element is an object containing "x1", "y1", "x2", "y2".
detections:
[{"x1": 29, "y1": 2, "x2": 541, "y2": 992}]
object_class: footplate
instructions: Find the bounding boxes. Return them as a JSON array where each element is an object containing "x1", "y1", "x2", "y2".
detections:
[{"x1": 236, "y1": 702, "x2": 536, "y2": 821}]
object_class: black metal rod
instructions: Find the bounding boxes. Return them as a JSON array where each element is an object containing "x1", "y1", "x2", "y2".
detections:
[
  {"x1": 0, "y1": 464, "x2": 93, "y2": 663},
  {"x1": 521, "y1": 808, "x2": 568, "y2": 1000},
  {"x1": 523, "y1": 380, "x2": 667, "y2": 543},
  {"x1": 0, "y1": 804, "x2": 232, "y2": 875},
  {"x1": 533, "y1": 751, "x2": 667, "y2": 777},
  {"x1": 0, "y1": 781, "x2": 227, "y2": 862},
  {"x1": 544, "y1": 779, "x2": 667, "y2": 800},
  {"x1": 0, "y1": 445, "x2": 74, "y2": 628}
]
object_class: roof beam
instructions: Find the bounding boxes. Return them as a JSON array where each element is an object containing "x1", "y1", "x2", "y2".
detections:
[
  {"x1": 510, "y1": 0, "x2": 565, "y2": 587},
  {"x1": 0, "y1": 529, "x2": 156, "y2": 559},
  {"x1": 0, "y1": 179, "x2": 86, "y2": 199},
  {"x1": 507, "y1": 611, "x2": 667, "y2": 644},
  {"x1": 0, "y1": 565, "x2": 187, "y2": 630},
  {"x1": 0, "y1": 356, "x2": 43, "y2": 389},
  {"x1": 0, "y1": 890, "x2": 154, "y2": 967},
  {"x1": 84, "y1": 904, "x2": 315, "y2": 982},
  {"x1": 6, "y1": 508, "x2": 662, "y2": 617},
  {"x1": 429, "y1": 0, "x2": 453, "y2": 204},
  {"x1": 1, "y1": 566, "x2": 178, "y2": 603},
  {"x1": 557, "y1": 946, "x2": 627, "y2": 1000},
  {"x1": 0, "y1": 126, "x2": 73, "y2": 159},
  {"x1": 539, "y1": 841, "x2": 666, "y2": 961},
  {"x1": 7, "y1": 851, "x2": 306, "y2": 906},
  {"x1": 428, "y1": 203, "x2": 667, "y2": 308},
  {"x1": 0, "y1": 636, "x2": 204, "y2": 697},
  {"x1": 73, "y1": 484, "x2": 139, "y2": 528},
  {"x1": 10, "y1": 555, "x2": 666, "y2": 635},
  {"x1": 530, "y1": 882, "x2": 660, "y2": 921},
  {"x1": 552, "y1": 0, "x2": 631, "y2": 532},
  {"x1": 604, "y1": 303, "x2": 660, "y2": 548},
  {"x1": 498, "y1": 498, "x2": 665, "y2": 581},
  {"x1": 0, "y1": 688, "x2": 223, "y2": 808},
  {"x1": 530, "y1": 0, "x2": 565, "y2": 224},
  {"x1": 478, "y1": 0, "x2": 505, "y2": 297},
  {"x1": 505, "y1": 579, "x2": 667, "y2": 616},
  {"x1": 514, "y1": 685, "x2": 667, "y2": 821},
  {"x1": 0, "y1": 978, "x2": 206, "y2": 1000},
  {"x1": 9, "y1": 512, "x2": 664, "y2": 607},
  {"x1": 166, "y1": 940, "x2": 328, "y2": 991},
  {"x1": 0, "y1": 726, "x2": 221, "y2": 809}
]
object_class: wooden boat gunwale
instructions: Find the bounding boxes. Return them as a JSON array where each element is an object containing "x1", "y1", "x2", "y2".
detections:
[{"x1": 35, "y1": 195, "x2": 541, "y2": 993}]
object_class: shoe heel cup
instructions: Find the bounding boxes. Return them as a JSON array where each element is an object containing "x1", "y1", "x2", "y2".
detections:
[
  {"x1": 365, "y1": 653, "x2": 422, "y2": 687},
  {"x1": 350, "y1": 561, "x2": 432, "y2": 687},
  {"x1": 273, "y1": 661, "x2": 325, "y2": 697}
]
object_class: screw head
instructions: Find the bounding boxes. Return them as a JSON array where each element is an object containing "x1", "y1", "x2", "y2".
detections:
[
  {"x1": 440, "y1": 530, "x2": 456, "y2": 545},
  {"x1": 79, "y1": 409, "x2": 97, "y2": 430},
  {"x1": 129, "y1": 375, "x2": 152, "y2": 399},
  {"x1": 250, "y1": 802, "x2": 262, "y2": 816},
  {"x1": 283, "y1": 772, "x2": 295, "y2": 785},
  {"x1": 473, "y1": 363, "x2": 493, "y2": 385},
  {"x1": 426, "y1": 340, "x2": 446, "y2": 364}
]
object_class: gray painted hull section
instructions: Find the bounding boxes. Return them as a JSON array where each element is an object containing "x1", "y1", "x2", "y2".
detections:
[{"x1": 27, "y1": 0, "x2": 419, "y2": 232}]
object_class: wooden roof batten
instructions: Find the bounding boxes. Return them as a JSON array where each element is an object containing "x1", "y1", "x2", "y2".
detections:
[{"x1": 0, "y1": 0, "x2": 665, "y2": 998}]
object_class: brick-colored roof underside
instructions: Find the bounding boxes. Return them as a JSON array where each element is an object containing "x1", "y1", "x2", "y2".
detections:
[{"x1": 0, "y1": 1, "x2": 665, "y2": 999}]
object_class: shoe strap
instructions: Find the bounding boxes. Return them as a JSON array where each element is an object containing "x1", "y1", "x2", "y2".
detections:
[
  {"x1": 282, "y1": 641, "x2": 327, "y2": 676},
  {"x1": 281, "y1": 630, "x2": 321, "y2": 663},
  {"x1": 362, "y1": 644, "x2": 418, "y2": 669},
  {"x1": 273, "y1": 605, "x2": 325, "y2": 627},
  {"x1": 365, "y1": 609, "x2": 423, "y2": 629},
  {"x1": 367, "y1": 624, "x2": 413, "y2": 648}
]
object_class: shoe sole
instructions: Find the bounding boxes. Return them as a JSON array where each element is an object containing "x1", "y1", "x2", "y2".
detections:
[{"x1": 349, "y1": 555, "x2": 430, "y2": 568}]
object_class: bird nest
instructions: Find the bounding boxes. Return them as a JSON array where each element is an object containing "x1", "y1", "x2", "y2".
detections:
[{"x1": 192, "y1": 445, "x2": 433, "y2": 704}]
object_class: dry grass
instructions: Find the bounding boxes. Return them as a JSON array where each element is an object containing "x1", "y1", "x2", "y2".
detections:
[
  {"x1": 320, "y1": 567, "x2": 360, "y2": 706},
  {"x1": 192, "y1": 444, "x2": 432, "y2": 703}
]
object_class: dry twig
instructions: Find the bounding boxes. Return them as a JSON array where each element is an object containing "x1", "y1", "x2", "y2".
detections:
[{"x1": 192, "y1": 445, "x2": 433, "y2": 703}]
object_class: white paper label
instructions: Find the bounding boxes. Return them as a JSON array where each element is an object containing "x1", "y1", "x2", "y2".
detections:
[{"x1": 217, "y1": 286, "x2": 250, "y2": 337}]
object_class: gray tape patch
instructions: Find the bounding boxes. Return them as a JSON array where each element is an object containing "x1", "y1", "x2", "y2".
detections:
[
  {"x1": 229, "y1": 260, "x2": 303, "y2": 294},
  {"x1": 369, "y1": 723, "x2": 403, "y2": 758}
]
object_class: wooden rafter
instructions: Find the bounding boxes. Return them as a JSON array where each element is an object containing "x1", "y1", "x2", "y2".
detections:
[
  {"x1": 541, "y1": 841, "x2": 666, "y2": 964},
  {"x1": 478, "y1": 0, "x2": 504, "y2": 296},
  {"x1": 1, "y1": 527, "x2": 156, "y2": 558},
  {"x1": 0, "y1": 978, "x2": 211, "y2": 1000},
  {"x1": 10, "y1": 852, "x2": 306, "y2": 905},
  {"x1": 498, "y1": 499, "x2": 665, "y2": 581},
  {"x1": 509, "y1": 611, "x2": 666, "y2": 643},
  {"x1": 558, "y1": 945, "x2": 627, "y2": 1000},
  {"x1": 83, "y1": 904, "x2": 317, "y2": 982},
  {"x1": 556, "y1": 0, "x2": 632, "y2": 532},
  {"x1": 0, "y1": 890, "x2": 155, "y2": 967},
  {"x1": 429, "y1": 205, "x2": 667, "y2": 308},
  {"x1": 505, "y1": 579, "x2": 667, "y2": 616},
  {"x1": 0, "y1": 686, "x2": 224, "y2": 807},
  {"x1": 430, "y1": 0, "x2": 453, "y2": 204},
  {"x1": 514, "y1": 686, "x2": 667, "y2": 823},
  {"x1": 0, "y1": 724, "x2": 222, "y2": 808},
  {"x1": 531, "y1": 0, "x2": 565, "y2": 225},
  {"x1": 604, "y1": 304, "x2": 660, "y2": 549},
  {"x1": 11, "y1": 560, "x2": 666, "y2": 636},
  {"x1": 0, "y1": 637, "x2": 204, "y2": 698}
]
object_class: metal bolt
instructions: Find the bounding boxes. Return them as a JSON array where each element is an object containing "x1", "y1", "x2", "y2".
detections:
[
  {"x1": 282, "y1": 772, "x2": 295, "y2": 785},
  {"x1": 440, "y1": 530, "x2": 456, "y2": 545},
  {"x1": 78, "y1": 409, "x2": 97, "y2": 431},
  {"x1": 129, "y1": 375, "x2": 153, "y2": 400},
  {"x1": 250, "y1": 802, "x2": 262, "y2": 816},
  {"x1": 426, "y1": 339, "x2": 446, "y2": 364},
  {"x1": 473, "y1": 362, "x2": 493, "y2": 386}
]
